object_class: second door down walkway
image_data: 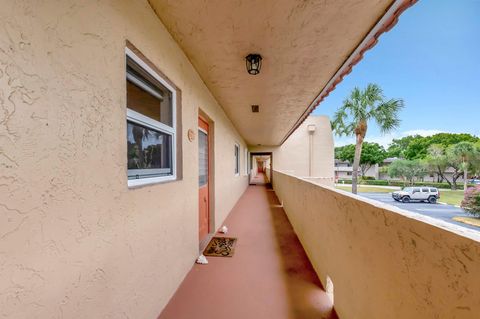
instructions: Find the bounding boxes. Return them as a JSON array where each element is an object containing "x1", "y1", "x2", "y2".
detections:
[{"x1": 158, "y1": 185, "x2": 338, "y2": 319}]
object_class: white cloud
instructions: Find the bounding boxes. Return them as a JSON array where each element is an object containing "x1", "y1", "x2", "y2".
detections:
[
  {"x1": 401, "y1": 129, "x2": 447, "y2": 137},
  {"x1": 334, "y1": 137, "x2": 355, "y2": 147},
  {"x1": 334, "y1": 129, "x2": 448, "y2": 148},
  {"x1": 365, "y1": 134, "x2": 397, "y2": 147}
]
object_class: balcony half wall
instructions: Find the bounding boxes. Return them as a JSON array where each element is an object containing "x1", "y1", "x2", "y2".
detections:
[{"x1": 273, "y1": 170, "x2": 480, "y2": 319}]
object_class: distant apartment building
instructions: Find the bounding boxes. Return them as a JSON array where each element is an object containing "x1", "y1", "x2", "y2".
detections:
[
  {"x1": 336, "y1": 157, "x2": 466, "y2": 183},
  {"x1": 334, "y1": 158, "x2": 382, "y2": 180}
]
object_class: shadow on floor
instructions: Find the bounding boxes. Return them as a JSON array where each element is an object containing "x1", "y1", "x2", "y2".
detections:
[
  {"x1": 157, "y1": 185, "x2": 337, "y2": 319},
  {"x1": 265, "y1": 188, "x2": 338, "y2": 318}
]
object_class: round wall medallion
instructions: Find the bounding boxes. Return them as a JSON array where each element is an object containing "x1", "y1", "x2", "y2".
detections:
[{"x1": 187, "y1": 129, "x2": 195, "y2": 142}]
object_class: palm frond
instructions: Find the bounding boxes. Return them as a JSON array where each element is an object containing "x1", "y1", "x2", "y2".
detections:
[
  {"x1": 364, "y1": 84, "x2": 384, "y2": 116},
  {"x1": 331, "y1": 104, "x2": 357, "y2": 137},
  {"x1": 331, "y1": 83, "x2": 403, "y2": 137},
  {"x1": 373, "y1": 98, "x2": 404, "y2": 134}
]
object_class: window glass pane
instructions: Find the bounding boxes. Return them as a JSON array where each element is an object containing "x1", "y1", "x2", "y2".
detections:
[
  {"x1": 127, "y1": 121, "x2": 172, "y2": 179},
  {"x1": 199, "y1": 130, "x2": 208, "y2": 186},
  {"x1": 127, "y1": 57, "x2": 173, "y2": 127},
  {"x1": 235, "y1": 145, "x2": 239, "y2": 174}
]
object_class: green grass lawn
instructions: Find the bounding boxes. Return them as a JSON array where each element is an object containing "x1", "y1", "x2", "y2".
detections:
[
  {"x1": 438, "y1": 190, "x2": 465, "y2": 206},
  {"x1": 335, "y1": 185, "x2": 395, "y2": 193},
  {"x1": 452, "y1": 216, "x2": 480, "y2": 227}
]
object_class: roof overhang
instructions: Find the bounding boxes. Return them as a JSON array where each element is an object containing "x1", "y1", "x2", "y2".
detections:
[{"x1": 149, "y1": 0, "x2": 417, "y2": 146}]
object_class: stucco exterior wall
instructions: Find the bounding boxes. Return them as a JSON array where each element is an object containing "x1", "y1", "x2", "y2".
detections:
[
  {"x1": 273, "y1": 170, "x2": 480, "y2": 319},
  {"x1": 250, "y1": 115, "x2": 334, "y2": 179},
  {"x1": 335, "y1": 163, "x2": 379, "y2": 180},
  {"x1": 0, "y1": 1, "x2": 248, "y2": 318}
]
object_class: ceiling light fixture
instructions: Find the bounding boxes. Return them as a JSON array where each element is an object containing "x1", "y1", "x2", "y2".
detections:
[{"x1": 245, "y1": 54, "x2": 262, "y2": 75}]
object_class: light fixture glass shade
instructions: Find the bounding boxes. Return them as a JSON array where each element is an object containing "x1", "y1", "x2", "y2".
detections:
[{"x1": 245, "y1": 54, "x2": 262, "y2": 75}]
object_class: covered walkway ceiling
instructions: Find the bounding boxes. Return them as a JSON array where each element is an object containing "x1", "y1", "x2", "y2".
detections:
[{"x1": 149, "y1": 0, "x2": 415, "y2": 146}]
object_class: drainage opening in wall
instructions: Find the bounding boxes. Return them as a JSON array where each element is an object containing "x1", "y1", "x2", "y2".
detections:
[{"x1": 326, "y1": 276, "x2": 334, "y2": 305}]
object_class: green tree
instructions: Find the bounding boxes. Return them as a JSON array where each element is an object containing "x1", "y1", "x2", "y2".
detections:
[
  {"x1": 429, "y1": 133, "x2": 478, "y2": 147},
  {"x1": 388, "y1": 159, "x2": 427, "y2": 186},
  {"x1": 403, "y1": 137, "x2": 432, "y2": 160},
  {"x1": 331, "y1": 84, "x2": 403, "y2": 194},
  {"x1": 387, "y1": 160, "x2": 407, "y2": 184},
  {"x1": 334, "y1": 146, "x2": 344, "y2": 160},
  {"x1": 387, "y1": 135, "x2": 421, "y2": 158},
  {"x1": 385, "y1": 133, "x2": 479, "y2": 160},
  {"x1": 472, "y1": 141, "x2": 480, "y2": 176},
  {"x1": 336, "y1": 142, "x2": 387, "y2": 178},
  {"x1": 425, "y1": 144, "x2": 451, "y2": 186},
  {"x1": 451, "y1": 142, "x2": 477, "y2": 191},
  {"x1": 390, "y1": 133, "x2": 480, "y2": 160},
  {"x1": 335, "y1": 144, "x2": 355, "y2": 161},
  {"x1": 445, "y1": 146, "x2": 465, "y2": 190}
]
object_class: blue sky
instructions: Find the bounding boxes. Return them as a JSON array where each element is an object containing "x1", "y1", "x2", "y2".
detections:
[{"x1": 312, "y1": 0, "x2": 480, "y2": 147}]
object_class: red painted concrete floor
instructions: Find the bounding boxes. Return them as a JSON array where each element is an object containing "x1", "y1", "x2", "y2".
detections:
[{"x1": 158, "y1": 185, "x2": 338, "y2": 319}]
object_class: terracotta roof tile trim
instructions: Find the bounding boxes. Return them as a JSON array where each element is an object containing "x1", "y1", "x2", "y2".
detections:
[{"x1": 281, "y1": 0, "x2": 418, "y2": 145}]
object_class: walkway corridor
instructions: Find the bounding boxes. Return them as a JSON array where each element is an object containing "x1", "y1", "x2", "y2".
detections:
[{"x1": 158, "y1": 186, "x2": 337, "y2": 319}]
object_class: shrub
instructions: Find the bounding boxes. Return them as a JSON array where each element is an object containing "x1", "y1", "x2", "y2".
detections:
[
  {"x1": 361, "y1": 176, "x2": 376, "y2": 180},
  {"x1": 461, "y1": 186, "x2": 480, "y2": 217}
]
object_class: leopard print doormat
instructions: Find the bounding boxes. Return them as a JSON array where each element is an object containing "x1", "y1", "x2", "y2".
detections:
[{"x1": 203, "y1": 237, "x2": 237, "y2": 257}]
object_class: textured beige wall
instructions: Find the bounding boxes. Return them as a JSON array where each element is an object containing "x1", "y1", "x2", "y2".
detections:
[
  {"x1": 273, "y1": 170, "x2": 480, "y2": 319},
  {"x1": 0, "y1": 1, "x2": 247, "y2": 318},
  {"x1": 250, "y1": 115, "x2": 334, "y2": 179}
]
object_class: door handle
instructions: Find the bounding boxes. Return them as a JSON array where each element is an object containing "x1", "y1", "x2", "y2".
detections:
[{"x1": 204, "y1": 197, "x2": 207, "y2": 202}]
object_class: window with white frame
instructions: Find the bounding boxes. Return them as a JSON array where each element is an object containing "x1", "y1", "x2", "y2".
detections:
[
  {"x1": 126, "y1": 48, "x2": 177, "y2": 186},
  {"x1": 234, "y1": 144, "x2": 240, "y2": 176}
]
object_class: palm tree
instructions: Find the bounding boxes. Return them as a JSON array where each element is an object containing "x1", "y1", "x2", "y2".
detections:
[
  {"x1": 451, "y1": 141, "x2": 476, "y2": 192},
  {"x1": 132, "y1": 125, "x2": 152, "y2": 168},
  {"x1": 331, "y1": 83, "x2": 404, "y2": 194},
  {"x1": 426, "y1": 144, "x2": 451, "y2": 186}
]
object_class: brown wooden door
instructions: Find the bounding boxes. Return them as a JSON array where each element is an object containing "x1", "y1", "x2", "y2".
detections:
[{"x1": 198, "y1": 117, "x2": 209, "y2": 240}]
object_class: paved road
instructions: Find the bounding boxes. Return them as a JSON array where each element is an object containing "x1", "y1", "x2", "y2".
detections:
[{"x1": 359, "y1": 192, "x2": 479, "y2": 231}]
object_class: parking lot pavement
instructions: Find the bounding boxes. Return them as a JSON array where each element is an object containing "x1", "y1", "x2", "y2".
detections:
[{"x1": 359, "y1": 192, "x2": 479, "y2": 231}]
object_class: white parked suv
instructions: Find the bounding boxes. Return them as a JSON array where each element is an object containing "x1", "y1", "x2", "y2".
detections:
[{"x1": 392, "y1": 187, "x2": 440, "y2": 204}]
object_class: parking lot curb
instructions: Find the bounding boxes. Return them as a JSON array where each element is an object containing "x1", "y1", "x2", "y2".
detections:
[{"x1": 439, "y1": 201, "x2": 461, "y2": 208}]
